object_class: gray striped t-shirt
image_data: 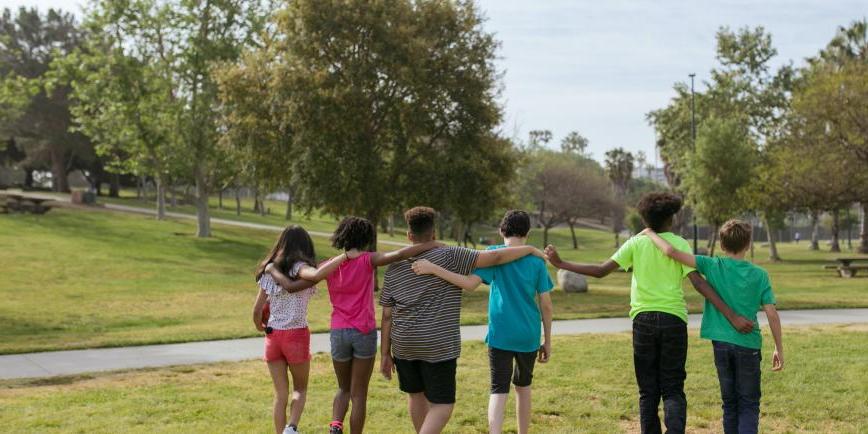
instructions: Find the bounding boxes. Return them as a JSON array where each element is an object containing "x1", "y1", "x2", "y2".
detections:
[{"x1": 380, "y1": 246, "x2": 479, "y2": 363}]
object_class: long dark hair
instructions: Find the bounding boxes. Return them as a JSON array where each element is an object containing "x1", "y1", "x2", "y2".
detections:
[
  {"x1": 331, "y1": 216, "x2": 376, "y2": 251},
  {"x1": 255, "y1": 225, "x2": 316, "y2": 281}
]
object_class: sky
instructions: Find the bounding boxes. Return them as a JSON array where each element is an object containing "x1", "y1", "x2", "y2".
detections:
[{"x1": 2, "y1": 0, "x2": 866, "y2": 163}]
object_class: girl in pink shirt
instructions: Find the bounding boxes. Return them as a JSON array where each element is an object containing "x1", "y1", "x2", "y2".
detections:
[{"x1": 271, "y1": 217, "x2": 440, "y2": 434}]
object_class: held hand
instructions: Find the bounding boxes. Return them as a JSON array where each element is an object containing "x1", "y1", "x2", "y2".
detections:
[
  {"x1": 411, "y1": 259, "x2": 437, "y2": 275},
  {"x1": 265, "y1": 262, "x2": 275, "y2": 273},
  {"x1": 640, "y1": 228, "x2": 654, "y2": 236},
  {"x1": 531, "y1": 247, "x2": 546, "y2": 259},
  {"x1": 346, "y1": 250, "x2": 362, "y2": 259},
  {"x1": 432, "y1": 241, "x2": 447, "y2": 249},
  {"x1": 544, "y1": 245, "x2": 562, "y2": 266},
  {"x1": 538, "y1": 341, "x2": 551, "y2": 363},
  {"x1": 771, "y1": 350, "x2": 783, "y2": 371},
  {"x1": 730, "y1": 315, "x2": 755, "y2": 334},
  {"x1": 381, "y1": 355, "x2": 395, "y2": 380}
]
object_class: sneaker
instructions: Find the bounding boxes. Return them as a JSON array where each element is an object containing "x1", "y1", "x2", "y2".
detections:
[
  {"x1": 283, "y1": 425, "x2": 300, "y2": 434},
  {"x1": 328, "y1": 421, "x2": 344, "y2": 434}
]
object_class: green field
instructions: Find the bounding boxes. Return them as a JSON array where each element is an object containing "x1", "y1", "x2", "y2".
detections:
[
  {"x1": 1, "y1": 326, "x2": 865, "y2": 433},
  {"x1": 1, "y1": 206, "x2": 865, "y2": 354}
]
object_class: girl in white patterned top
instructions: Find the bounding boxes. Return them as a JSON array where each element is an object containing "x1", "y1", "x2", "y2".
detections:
[{"x1": 253, "y1": 225, "x2": 347, "y2": 434}]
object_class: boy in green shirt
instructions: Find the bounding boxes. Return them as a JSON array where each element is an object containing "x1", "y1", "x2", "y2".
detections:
[
  {"x1": 642, "y1": 219, "x2": 783, "y2": 434},
  {"x1": 545, "y1": 192, "x2": 753, "y2": 434}
]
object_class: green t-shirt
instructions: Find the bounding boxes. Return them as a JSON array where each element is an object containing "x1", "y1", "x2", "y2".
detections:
[
  {"x1": 695, "y1": 255, "x2": 776, "y2": 349},
  {"x1": 611, "y1": 233, "x2": 695, "y2": 322}
]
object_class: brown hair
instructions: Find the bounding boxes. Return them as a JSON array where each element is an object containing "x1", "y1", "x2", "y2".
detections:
[
  {"x1": 404, "y1": 206, "x2": 436, "y2": 238},
  {"x1": 719, "y1": 219, "x2": 752, "y2": 253}
]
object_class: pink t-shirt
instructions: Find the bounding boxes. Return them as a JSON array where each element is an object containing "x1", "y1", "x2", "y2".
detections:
[{"x1": 325, "y1": 252, "x2": 376, "y2": 334}]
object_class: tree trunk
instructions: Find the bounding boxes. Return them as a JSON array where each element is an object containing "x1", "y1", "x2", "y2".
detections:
[
  {"x1": 285, "y1": 188, "x2": 293, "y2": 220},
  {"x1": 23, "y1": 168, "x2": 34, "y2": 188},
  {"x1": 569, "y1": 222, "x2": 578, "y2": 249},
  {"x1": 830, "y1": 209, "x2": 841, "y2": 253},
  {"x1": 846, "y1": 206, "x2": 852, "y2": 251},
  {"x1": 218, "y1": 189, "x2": 223, "y2": 209},
  {"x1": 613, "y1": 231, "x2": 620, "y2": 248},
  {"x1": 366, "y1": 211, "x2": 380, "y2": 291},
  {"x1": 137, "y1": 176, "x2": 144, "y2": 199},
  {"x1": 388, "y1": 213, "x2": 395, "y2": 237},
  {"x1": 50, "y1": 149, "x2": 70, "y2": 193},
  {"x1": 235, "y1": 187, "x2": 241, "y2": 217},
  {"x1": 109, "y1": 173, "x2": 120, "y2": 197},
  {"x1": 155, "y1": 174, "x2": 166, "y2": 221},
  {"x1": 543, "y1": 226, "x2": 550, "y2": 248},
  {"x1": 860, "y1": 202, "x2": 868, "y2": 254},
  {"x1": 809, "y1": 210, "x2": 820, "y2": 251},
  {"x1": 194, "y1": 166, "x2": 210, "y2": 237},
  {"x1": 170, "y1": 183, "x2": 177, "y2": 207},
  {"x1": 708, "y1": 226, "x2": 718, "y2": 256},
  {"x1": 764, "y1": 216, "x2": 781, "y2": 262}
]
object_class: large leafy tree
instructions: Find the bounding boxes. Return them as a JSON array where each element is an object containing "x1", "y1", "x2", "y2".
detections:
[
  {"x1": 0, "y1": 7, "x2": 94, "y2": 192},
  {"x1": 604, "y1": 147, "x2": 633, "y2": 247},
  {"x1": 267, "y1": 0, "x2": 509, "y2": 237}
]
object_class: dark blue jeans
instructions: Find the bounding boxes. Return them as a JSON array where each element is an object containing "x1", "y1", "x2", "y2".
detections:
[
  {"x1": 632, "y1": 312, "x2": 688, "y2": 434},
  {"x1": 712, "y1": 341, "x2": 762, "y2": 434}
]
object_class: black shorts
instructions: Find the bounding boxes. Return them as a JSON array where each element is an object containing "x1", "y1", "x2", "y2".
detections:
[
  {"x1": 489, "y1": 346, "x2": 537, "y2": 394},
  {"x1": 393, "y1": 357, "x2": 457, "y2": 404}
]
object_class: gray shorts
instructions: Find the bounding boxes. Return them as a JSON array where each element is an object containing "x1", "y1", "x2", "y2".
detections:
[{"x1": 330, "y1": 328, "x2": 377, "y2": 362}]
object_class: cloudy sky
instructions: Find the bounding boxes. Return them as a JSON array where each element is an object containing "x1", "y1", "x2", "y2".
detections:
[{"x1": 3, "y1": 0, "x2": 865, "y2": 163}]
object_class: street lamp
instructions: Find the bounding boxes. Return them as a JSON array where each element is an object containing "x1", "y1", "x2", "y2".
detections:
[{"x1": 689, "y1": 73, "x2": 698, "y2": 254}]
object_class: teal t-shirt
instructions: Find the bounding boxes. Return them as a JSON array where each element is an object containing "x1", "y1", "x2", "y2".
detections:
[
  {"x1": 473, "y1": 245, "x2": 554, "y2": 353},
  {"x1": 695, "y1": 255, "x2": 776, "y2": 349}
]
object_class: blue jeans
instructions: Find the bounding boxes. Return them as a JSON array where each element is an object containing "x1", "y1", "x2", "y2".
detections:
[
  {"x1": 712, "y1": 341, "x2": 762, "y2": 434},
  {"x1": 632, "y1": 312, "x2": 688, "y2": 434}
]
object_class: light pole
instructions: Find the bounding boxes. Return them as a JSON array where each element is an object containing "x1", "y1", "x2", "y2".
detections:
[{"x1": 689, "y1": 73, "x2": 698, "y2": 254}]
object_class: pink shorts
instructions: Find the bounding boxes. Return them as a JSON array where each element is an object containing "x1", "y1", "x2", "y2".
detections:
[{"x1": 264, "y1": 328, "x2": 311, "y2": 364}]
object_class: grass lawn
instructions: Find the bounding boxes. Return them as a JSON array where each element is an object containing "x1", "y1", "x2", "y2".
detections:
[
  {"x1": 1, "y1": 325, "x2": 866, "y2": 433},
  {"x1": 2, "y1": 206, "x2": 867, "y2": 354}
]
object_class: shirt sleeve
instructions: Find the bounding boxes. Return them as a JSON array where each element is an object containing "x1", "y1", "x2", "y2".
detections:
[
  {"x1": 694, "y1": 255, "x2": 711, "y2": 275},
  {"x1": 379, "y1": 266, "x2": 396, "y2": 307},
  {"x1": 289, "y1": 261, "x2": 305, "y2": 279},
  {"x1": 610, "y1": 237, "x2": 633, "y2": 270},
  {"x1": 448, "y1": 247, "x2": 480, "y2": 276},
  {"x1": 536, "y1": 260, "x2": 554, "y2": 294},
  {"x1": 473, "y1": 266, "x2": 495, "y2": 285},
  {"x1": 760, "y1": 271, "x2": 776, "y2": 305},
  {"x1": 258, "y1": 274, "x2": 281, "y2": 296}
]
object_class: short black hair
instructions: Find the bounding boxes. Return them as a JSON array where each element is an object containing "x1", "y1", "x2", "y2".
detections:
[
  {"x1": 331, "y1": 216, "x2": 375, "y2": 251},
  {"x1": 404, "y1": 206, "x2": 436, "y2": 237},
  {"x1": 499, "y1": 210, "x2": 531, "y2": 238},
  {"x1": 636, "y1": 192, "x2": 682, "y2": 232}
]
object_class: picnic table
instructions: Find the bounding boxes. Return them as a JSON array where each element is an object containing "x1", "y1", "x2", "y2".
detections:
[
  {"x1": 824, "y1": 257, "x2": 868, "y2": 278},
  {"x1": 0, "y1": 192, "x2": 55, "y2": 214}
]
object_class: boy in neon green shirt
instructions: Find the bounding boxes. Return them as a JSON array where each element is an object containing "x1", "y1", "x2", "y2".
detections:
[
  {"x1": 545, "y1": 192, "x2": 752, "y2": 434},
  {"x1": 642, "y1": 219, "x2": 783, "y2": 434}
]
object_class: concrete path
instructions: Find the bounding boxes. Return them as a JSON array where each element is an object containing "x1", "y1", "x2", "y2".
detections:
[{"x1": 1, "y1": 308, "x2": 865, "y2": 380}]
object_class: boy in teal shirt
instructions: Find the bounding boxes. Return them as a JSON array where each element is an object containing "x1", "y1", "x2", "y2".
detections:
[
  {"x1": 642, "y1": 219, "x2": 783, "y2": 434},
  {"x1": 411, "y1": 210, "x2": 553, "y2": 434},
  {"x1": 545, "y1": 192, "x2": 752, "y2": 434}
]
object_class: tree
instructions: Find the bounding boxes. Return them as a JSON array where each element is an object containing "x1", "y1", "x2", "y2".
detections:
[
  {"x1": 270, "y1": 0, "x2": 507, "y2": 237},
  {"x1": 0, "y1": 7, "x2": 94, "y2": 192},
  {"x1": 605, "y1": 147, "x2": 633, "y2": 247},
  {"x1": 527, "y1": 130, "x2": 553, "y2": 150},
  {"x1": 560, "y1": 131, "x2": 589, "y2": 156},
  {"x1": 552, "y1": 163, "x2": 614, "y2": 249}
]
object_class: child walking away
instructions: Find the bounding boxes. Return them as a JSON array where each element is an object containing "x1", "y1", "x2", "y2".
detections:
[
  {"x1": 252, "y1": 225, "x2": 348, "y2": 434},
  {"x1": 642, "y1": 220, "x2": 783, "y2": 434},
  {"x1": 269, "y1": 216, "x2": 443, "y2": 434},
  {"x1": 544, "y1": 192, "x2": 753, "y2": 434},
  {"x1": 411, "y1": 210, "x2": 552, "y2": 434}
]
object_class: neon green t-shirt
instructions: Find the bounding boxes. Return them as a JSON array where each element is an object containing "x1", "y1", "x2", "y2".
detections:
[
  {"x1": 611, "y1": 233, "x2": 695, "y2": 322},
  {"x1": 695, "y1": 255, "x2": 775, "y2": 349}
]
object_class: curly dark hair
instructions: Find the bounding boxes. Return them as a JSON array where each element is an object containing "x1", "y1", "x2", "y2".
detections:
[
  {"x1": 499, "y1": 210, "x2": 531, "y2": 238},
  {"x1": 636, "y1": 192, "x2": 683, "y2": 232},
  {"x1": 404, "y1": 206, "x2": 436, "y2": 238},
  {"x1": 332, "y1": 216, "x2": 376, "y2": 251}
]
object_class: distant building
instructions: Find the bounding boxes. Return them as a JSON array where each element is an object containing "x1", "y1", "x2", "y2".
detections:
[{"x1": 632, "y1": 165, "x2": 668, "y2": 185}]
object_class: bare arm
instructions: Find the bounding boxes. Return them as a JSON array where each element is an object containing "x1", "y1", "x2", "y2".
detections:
[
  {"x1": 538, "y1": 292, "x2": 553, "y2": 363},
  {"x1": 641, "y1": 228, "x2": 697, "y2": 268},
  {"x1": 411, "y1": 259, "x2": 483, "y2": 291},
  {"x1": 380, "y1": 306, "x2": 395, "y2": 380},
  {"x1": 545, "y1": 244, "x2": 618, "y2": 278},
  {"x1": 266, "y1": 264, "x2": 318, "y2": 293},
  {"x1": 475, "y1": 245, "x2": 544, "y2": 268},
  {"x1": 763, "y1": 304, "x2": 784, "y2": 371},
  {"x1": 687, "y1": 271, "x2": 754, "y2": 334},
  {"x1": 371, "y1": 241, "x2": 445, "y2": 267},
  {"x1": 252, "y1": 289, "x2": 267, "y2": 332},
  {"x1": 295, "y1": 253, "x2": 348, "y2": 282}
]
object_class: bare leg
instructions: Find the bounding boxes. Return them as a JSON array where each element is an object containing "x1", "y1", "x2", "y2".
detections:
[
  {"x1": 488, "y1": 393, "x2": 509, "y2": 434},
  {"x1": 267, "y1": 361, "x2": 290, "y2": 434},
  {"x1": 408, "y1": 392, "x2": 430, "y2": 432},
  {"x1": 287, "y1": 361, "x2": 310, "y2": 428},
  {"x1": 349, "y1": 357, "x2": 375, "y2": 433},
  {"x1": 332, "y1": 359, "x2": 352, "y2": 425},
  {"x1": 515, "y1": 386, "x2": 531, "y2": 434},
  {"x1": 419, "y1": 403, "x2": 454, "y2": 434}
]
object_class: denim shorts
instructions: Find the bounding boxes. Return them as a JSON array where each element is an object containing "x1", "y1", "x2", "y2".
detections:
[{"x1": 330, "y1": 328, "x2": 377, "y2": 362}]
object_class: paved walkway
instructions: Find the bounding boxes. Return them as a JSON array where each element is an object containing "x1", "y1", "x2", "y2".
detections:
[{"x1": 1, "y1": 309, "x2": 865, "y2": 380}]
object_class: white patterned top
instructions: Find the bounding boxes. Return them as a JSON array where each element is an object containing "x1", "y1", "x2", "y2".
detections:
[{"x1": 258, "y1": 261, "x2": 316, "y2": 330}]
